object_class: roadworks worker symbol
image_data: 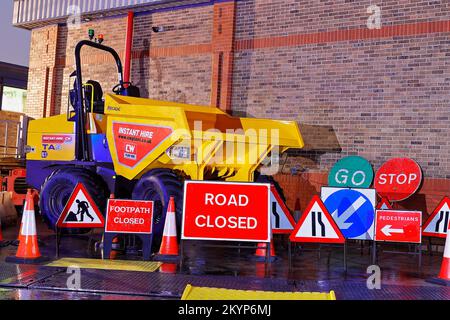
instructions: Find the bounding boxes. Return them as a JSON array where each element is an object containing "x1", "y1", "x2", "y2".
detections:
[
  {"x1": 290, "y1": 195, "x2": 345, "y2": 244},
  {"x1": 423, "y1": 196, "x2": 450, "y2": 239},
  {"x1": 57, "y1": 183, "x2": 105, "y2": 228}
]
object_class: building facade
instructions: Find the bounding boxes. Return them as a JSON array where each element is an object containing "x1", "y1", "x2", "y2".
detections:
[
  {"x1": 12, "y1": 0, "x2": 450, "y2": 213},
  {"x1": 0, "y1": 61, "x2": 28, "y2": 113}
]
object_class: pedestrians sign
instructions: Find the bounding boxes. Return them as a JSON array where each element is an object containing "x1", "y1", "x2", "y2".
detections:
[
  {"x1": 321, "y1": 187, "x2": 376, "y2": 240},
  {"x1": 290, "y1": 195, "x2": 345, "y2": 243},
  {"x1": 377, "y1": 197, "x2": 392, "y2": 210},
  {"x1": 270, "y1": 185, "x2": 296, "y2": 234},
  {"x1": 374, "y1": 158, "x2": 422, "y2": 202},
  {"x1": 375, "y1": 210, "x2": 422, "y2": 243},
  {"x1": 328, "y1": 156, "x2": 373, "y2": 188},
  {"x1": 57, "y1": 183, "x2": 104, "y2": 228},
  {"x1": 423, "y1": 197, "x2": 450, "y2": 238}
]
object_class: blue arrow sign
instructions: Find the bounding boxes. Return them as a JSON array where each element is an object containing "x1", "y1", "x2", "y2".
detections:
[{"x1": 322, "y1": 188, "x2": 375, "y2": 240}]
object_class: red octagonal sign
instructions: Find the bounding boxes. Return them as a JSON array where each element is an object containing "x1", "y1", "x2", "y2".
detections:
[{"x1": 374, "y1": 158, "x2": 422, "y2": 202}]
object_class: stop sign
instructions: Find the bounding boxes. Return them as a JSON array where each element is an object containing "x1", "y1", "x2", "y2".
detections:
[{"x1": 374, "y1": 158, "x2": 422, "y2": 202}]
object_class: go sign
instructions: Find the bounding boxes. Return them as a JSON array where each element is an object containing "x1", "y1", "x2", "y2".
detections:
[
  {"x1": 374, "y1": 158, "x2": 422, "y2": 202},
  {"x1": 328, "y1": 156, "x2": 373, "y2": 188}
]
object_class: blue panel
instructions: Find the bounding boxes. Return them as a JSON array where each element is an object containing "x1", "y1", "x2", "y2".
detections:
[{"x1": 90, "y1": 134, "x2": 112, "y2": 163}]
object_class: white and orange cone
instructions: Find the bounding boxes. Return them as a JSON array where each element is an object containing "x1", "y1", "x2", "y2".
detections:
[
  {"x1": 11, "y1": 200, "x2": 26, "y2": 247},
  {"x1": 428, "y1": 228, "x2": 450, "y2": 286},
  {"x1": 154, "y1": 196, "x2": 179, "y2": 261},
  {"x1": 254, "y1": 240, "x2": 277, "y2": 262},
  {"x1": 6, "y1": 189, "x2": 48, "y2": 264}
]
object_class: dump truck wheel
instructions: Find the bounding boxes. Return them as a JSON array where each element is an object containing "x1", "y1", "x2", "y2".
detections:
[
  {"x1": 39, "y1": 167, "x2": 109, "y2": 234},
  {"x1": 132, "y1": 169, "x2": 183, "y2": 247},
  {"x1": 255, "y1": 173, "x2": 286, "y2": 202}
]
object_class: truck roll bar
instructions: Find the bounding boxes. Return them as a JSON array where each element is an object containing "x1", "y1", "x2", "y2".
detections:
[{"x1": 74, "y1": 40, "x2": 124, "y2": 161}]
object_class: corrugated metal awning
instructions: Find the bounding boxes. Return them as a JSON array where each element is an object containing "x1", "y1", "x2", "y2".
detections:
[{"x1": 13, "y1": 0, "x2": 210, "y2": 29}]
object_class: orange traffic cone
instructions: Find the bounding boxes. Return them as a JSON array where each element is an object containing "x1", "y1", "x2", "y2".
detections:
[
  {"x1": 6, "y1": 189, "x2": 48, "y2": 264},
  {"x1": 159, "y1": 263, "x2": 177, "y2": 274},
  {"x1": 11, "y1": 201, "x2": 26, "y2": 247},
  {"x1": 428, "y1": 229, "x2": 450, "y2": 286},
  {"x1": 154, "y1": 196, "x2": 179, "y2": 261},
  {"x1": 254, "y1": 240, "x2": 277, "y2": 262}
]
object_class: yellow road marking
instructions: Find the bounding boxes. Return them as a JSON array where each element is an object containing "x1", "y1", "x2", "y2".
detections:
[
  {"x1": 181, "y1": 284, "x2": 336, "y2": 300},
  {"x1": 46, "y1": 258, "x2": 161, "y2": 272}
]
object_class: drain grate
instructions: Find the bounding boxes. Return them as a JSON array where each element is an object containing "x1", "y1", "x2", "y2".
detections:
[
  {"x1": 0, "y1": 263, "x2": 64, "y2": 288},
  {"x1": 29, "y1": 269, "x2": 295, "y2": 298},
  {"x1": 294, "y1": 280, "x2": 450, "y2": 300},
  {"x1": 2, "y1": 261, "x2": 448, "y2": 300}
]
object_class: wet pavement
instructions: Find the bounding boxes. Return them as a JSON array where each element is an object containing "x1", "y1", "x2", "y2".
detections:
[{"x1": 0, "y1": 220, "x2": 449, "y2": 300}]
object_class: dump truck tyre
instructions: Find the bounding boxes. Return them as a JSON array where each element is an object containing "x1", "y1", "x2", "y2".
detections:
[
  {"x1": 132, "y1": 169, "x2": 183, "y2": 246},
  {"x1": 39, "y1": 167, "x2": 109, "y2": 233}
]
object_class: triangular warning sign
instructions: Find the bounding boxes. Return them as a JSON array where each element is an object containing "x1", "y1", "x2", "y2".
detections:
[
  {"x1": 290, "y1": 195, "x2": 345, "y2": 243},
  {"x1": 57, "y1": 183, "x2": 105, "y2": 228},
  {"x1": 270, "y1": 185, "x2": 296, "y2": 234},
  {"x1": 423, "y1": 196, "x2": 450, "y2": 238},
  {"x1": 377, "y1": 197, "x2": 392, "y2": 210}
]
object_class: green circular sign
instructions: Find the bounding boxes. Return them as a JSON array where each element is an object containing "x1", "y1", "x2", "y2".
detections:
[{"x1": 328, "y1": 156, "x2": 374, "y2": 188}]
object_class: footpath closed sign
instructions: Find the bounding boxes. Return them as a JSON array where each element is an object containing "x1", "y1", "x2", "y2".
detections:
[
  {"x1": 375, "y1": 210, "x2": 422, "y2": 243},
  {"x1": 182, "y1": 181, "x2": 271, "y2": 242},
  {"x1": 105, "y1": 199, "x2": 154, "y2": 234}
]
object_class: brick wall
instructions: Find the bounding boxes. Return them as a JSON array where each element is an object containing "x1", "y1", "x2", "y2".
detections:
[
  {"x1": 25, "y1": 25, "x2": 59, "y2": 118},
  {"x1": 232, "y1": 0, "x2": 450, "y2": 181},
  {"x1": 131, "y1": 6, "x2": 213, "y2": 103},
  {"x1": 53, "y1": 17, "x2": 128, "y2": 115},
  {"x1": 22, "y1": 0, "x2": 450, "y2": 212}
]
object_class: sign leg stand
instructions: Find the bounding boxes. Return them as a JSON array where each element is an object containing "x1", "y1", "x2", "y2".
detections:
[
  {"x1": 318, "y1": 244, "x2": 321, "y2": 260},
  {"x1": 55, "y1": 227, "x2": 61, "y2": 258},
  {"x1": 418, "y1": 243, "x2": 422, "y2": 271},
  {"x1": 343, "y1": 241, "x2": 347, "y2": 273},
  {"x1": 264, "y1": 242, "x2": 270, "y2": 278},
  {"x1": 428, "y1": 238, "x2": 433, "y2": 256},
  {"x1": 288, "y1": 240, "x2": 292, "y2": 273},
  {"x1": 371, "y1": 240, "x2": 377, "y2": 265},
  {"x1": 179, "y1": 240, "x2": 184, "y2": 273}
]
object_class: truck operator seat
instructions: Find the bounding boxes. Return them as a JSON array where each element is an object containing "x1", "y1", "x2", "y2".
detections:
[{"x1": 84, "y1": 80, "x2": 105, "y2": 114}]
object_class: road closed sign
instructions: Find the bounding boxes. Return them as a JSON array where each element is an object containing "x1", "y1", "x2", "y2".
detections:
[
  {"x1": 182, "y1": 181, "x2": 271, "y2": 242},
  {"x1": 374, "y1": 158, "x2": 422, "y2": 202},
  {"x1": 328, "y1": 156, "x2": 373, "y2": 188},
  {"x1": 374, "y1": 210, "x2": 422, "y2": 243},
  {"x1": 105, "y1": 199, "x2": 154, "y2": 234}
]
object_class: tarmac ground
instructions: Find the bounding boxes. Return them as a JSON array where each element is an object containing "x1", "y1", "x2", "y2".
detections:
[{"x1": 0, "y1": 219, "x2": 449, "y2": 300}]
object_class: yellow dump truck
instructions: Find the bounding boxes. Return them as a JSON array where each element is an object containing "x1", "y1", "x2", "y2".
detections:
[{"x1": 24, "y1": 37, "x2": 304, "y2": 239}]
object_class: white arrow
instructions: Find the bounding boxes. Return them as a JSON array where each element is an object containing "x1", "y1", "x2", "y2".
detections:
[
  {"x1": 332, "y1": 196, "x2": 366, "y2": 230},
  {"x1": 381, "y1": 225, "x2": 404, "y2": 237}
]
